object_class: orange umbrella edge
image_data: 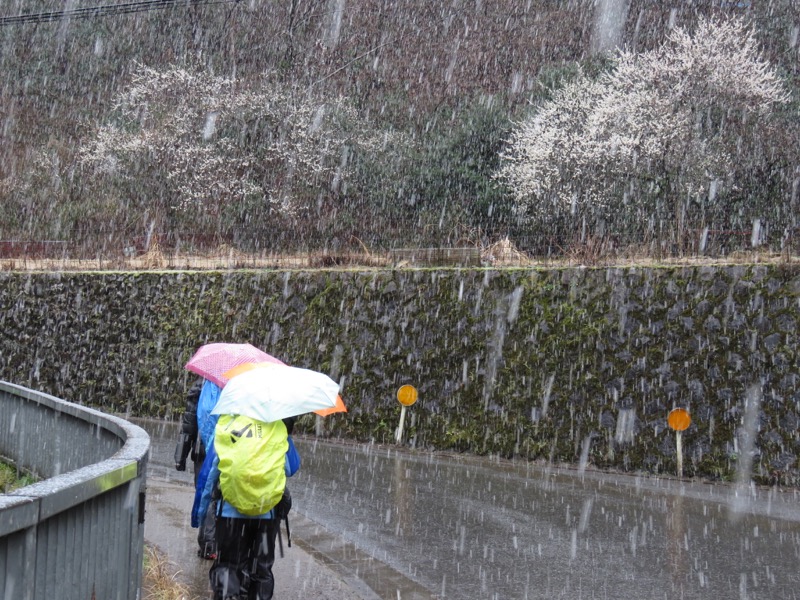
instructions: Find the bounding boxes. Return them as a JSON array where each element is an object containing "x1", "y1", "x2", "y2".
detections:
[
  {"x1": 314, "y1": 395, "x2": 347, "y2": 417},
  {"x1": 223, "y1": 361, "x2": 283, "y2": 380}
]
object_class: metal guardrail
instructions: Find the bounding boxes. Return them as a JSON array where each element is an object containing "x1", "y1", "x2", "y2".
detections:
[
  {"x1": 389, "y1": 247, "x2": 483, "y2": 266},
  {"x1": 0, "y1": 381, "x2": 150, "y2": 600}
]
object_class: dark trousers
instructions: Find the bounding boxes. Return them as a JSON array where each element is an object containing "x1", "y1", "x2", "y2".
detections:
[
  {"x1": 194, "y1": 458, "x2": 217, "y2": 557},
  {"x1": 198, "y1": 499, "x2": 218, "y2": 557},
  {"x1": 210, "y1": 516, "x2": 279, "y2": 600}
]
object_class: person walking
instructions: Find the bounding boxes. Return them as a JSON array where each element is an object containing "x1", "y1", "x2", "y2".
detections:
[
  {"x1": 193, "y1": 415, "x2": 300, "y2": 600},
  {"x1": 174, "y1": 377, "x2": 219, "y2": 559}
]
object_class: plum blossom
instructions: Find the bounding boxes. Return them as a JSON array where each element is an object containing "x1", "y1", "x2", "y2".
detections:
[
  {"x1": 79, "y1": 63, "x2": 378, "y2": 216},
  {"x1": 497, "y1": 17, "x2": 789, "y2": 225}
]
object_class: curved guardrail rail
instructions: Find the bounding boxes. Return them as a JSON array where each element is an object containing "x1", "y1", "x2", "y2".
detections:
[{"x1": 0, "y1": 381, "x2": 149, "y2": 600}]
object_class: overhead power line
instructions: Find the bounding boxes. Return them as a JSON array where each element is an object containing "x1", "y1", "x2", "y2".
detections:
[{"x1": 0, "y1": 0, "x2": 237, "y2": 26}]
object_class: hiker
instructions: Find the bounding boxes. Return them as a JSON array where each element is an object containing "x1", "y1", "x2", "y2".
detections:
[
  {"x1": 193, "y1": 415, "x2": 300, "y2": 600},
  {"x1": 174, "y1": 377, "x2": 220, "y2": 559}
]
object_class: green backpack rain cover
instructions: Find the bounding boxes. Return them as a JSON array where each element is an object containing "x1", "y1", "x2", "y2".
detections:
[{"x1": 214, "y1": 414, "x2": 288, "y2": 516}]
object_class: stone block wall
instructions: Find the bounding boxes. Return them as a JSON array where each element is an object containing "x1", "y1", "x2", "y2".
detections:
[{"x1": 1, "y1": 265, "x2": 798, "y2": 484}]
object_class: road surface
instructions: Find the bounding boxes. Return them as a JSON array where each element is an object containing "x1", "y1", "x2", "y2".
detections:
[{"x1": 139, "y1": 418, "x2": 800, "y2": 599}]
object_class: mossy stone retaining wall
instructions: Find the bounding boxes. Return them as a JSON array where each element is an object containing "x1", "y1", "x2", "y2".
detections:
[{"x1": 1, "y1": 265, "x2": 799, "y2": 484}]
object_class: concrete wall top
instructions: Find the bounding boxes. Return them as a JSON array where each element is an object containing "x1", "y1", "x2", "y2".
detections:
[{"x1": 0, "y1": 380, "x2": 150, "y2": 537}]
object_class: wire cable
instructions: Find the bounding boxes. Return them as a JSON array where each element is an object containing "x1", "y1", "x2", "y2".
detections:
[{"x1": 0, "y1": 0, "x2": 238, "y2": 26}]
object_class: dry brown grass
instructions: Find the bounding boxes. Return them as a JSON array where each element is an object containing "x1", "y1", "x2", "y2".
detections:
[
  {"x1": 141, "y1": 240, "x2": 167, "y2": 269},
  {"x1": 0, "y1": 242, "x2": 797, "y2": 272},
  {"x1": 142, "y1": 544, "x2": 192, "y2": 600},
  {"x1": 481, "y1": 237, "x2": 531, "y2": 266},
  {"x1": 0, "y1": 250, "x2": 393, "y2": 271}
]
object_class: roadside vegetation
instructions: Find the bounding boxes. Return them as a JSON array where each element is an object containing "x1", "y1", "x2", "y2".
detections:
[
  {"x1": 0, "y1": 460, "x2": 36, "y2": 493},
  {"x1": 0, "y1": 1, "x2": 797, "y2": 262},
  {"x1": 142, "y1": 545, "x2": 192, "y2": 600}
]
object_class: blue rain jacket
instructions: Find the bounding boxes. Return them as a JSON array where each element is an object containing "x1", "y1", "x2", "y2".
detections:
[{"x1": 197, "y1": 380, "x2": 221, "y2": 450}]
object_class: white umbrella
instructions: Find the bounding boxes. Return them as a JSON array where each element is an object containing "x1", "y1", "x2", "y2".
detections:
[{"x1": 210, "y1": 363, "x2": 342, "y2": 423}]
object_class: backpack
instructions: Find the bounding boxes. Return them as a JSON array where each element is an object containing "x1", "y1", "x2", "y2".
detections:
[{"x1": 214, "y1": 414, "x2": 288, "y2": 516}]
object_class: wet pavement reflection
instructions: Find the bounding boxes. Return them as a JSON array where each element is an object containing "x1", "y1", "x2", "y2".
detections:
[
  {"x1": 292, "y1": 438, "x2": 800, "y2": 600},
  {"x1": 137, "y1": 417, "x2": 434, "y2": 600},
  {"x1": 137, "y1": 417, "x2": 800, "y2": 600}
]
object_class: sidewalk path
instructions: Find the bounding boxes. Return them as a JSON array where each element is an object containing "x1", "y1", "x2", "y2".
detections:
[{"x1": 144, "y1": 476, "x2": 373, "y2": 600}]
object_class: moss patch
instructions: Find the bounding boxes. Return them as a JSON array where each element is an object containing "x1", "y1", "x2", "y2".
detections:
[{"x1": 0, "y1": 460, "x2": 37, "y2": 492}]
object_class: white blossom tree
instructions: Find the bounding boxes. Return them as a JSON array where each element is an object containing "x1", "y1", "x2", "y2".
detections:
[
  {"x1": 497, "y1": 17, "x2": 789, "y2": 243},
  {"x1": 78, "y1": 63, "x2": 379, "y2": 235}
]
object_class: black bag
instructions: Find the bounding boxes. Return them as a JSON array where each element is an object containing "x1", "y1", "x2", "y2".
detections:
[
  {"x1": 274, "y1": 487, "x2": 292, "y2": 520},
  {"x1": 191, "y1": 438, "x2": 206, "y2": 464},
  {"x1": 174, "y1": 432, "x2": 193, "y2": 471},
  {"x1": 274, "y1": 487, "x2": 292, "y2": 557}
]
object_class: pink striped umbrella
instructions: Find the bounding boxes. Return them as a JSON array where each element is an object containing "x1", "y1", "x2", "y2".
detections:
[{"x1": 184, "y1": 342, "x2": 285, "y2": 388}]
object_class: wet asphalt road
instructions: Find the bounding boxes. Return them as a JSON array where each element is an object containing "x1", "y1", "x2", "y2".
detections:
[
  {"x1": 139, "y1": 418, "x2": 433, "y2": 600},
  {"x1": 144, "y1": 477, "x2": 379, "y2": 600},
  {"x1": 140, "y1": 418, "x2": 800, "y2": 600}
]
